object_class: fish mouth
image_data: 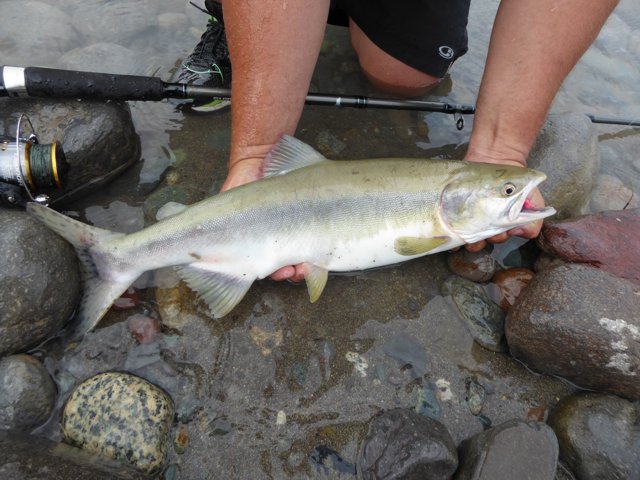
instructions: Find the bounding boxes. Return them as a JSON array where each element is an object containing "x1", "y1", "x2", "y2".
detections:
[{"x1": 507, "y1": 174, "x2": 556, "y2": 225}]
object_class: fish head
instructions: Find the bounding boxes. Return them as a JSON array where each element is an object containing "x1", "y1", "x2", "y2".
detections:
[{"x1": 440, "y1": 163, "x2": 556, "y2": 244}]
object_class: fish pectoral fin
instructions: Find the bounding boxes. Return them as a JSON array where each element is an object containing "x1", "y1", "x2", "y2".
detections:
[
  {"x1": 175, "y1": 266, "x2": 254, "y2": 318},
  {"x1": 301, "y1": 263, "x2": 329, "y2": 303},
  {"x1": 394, "y1": 236, "x2": 451, "y2": 256},
  {"x1": 262, "y1": 135, "x2": 328, "y2": 178}
]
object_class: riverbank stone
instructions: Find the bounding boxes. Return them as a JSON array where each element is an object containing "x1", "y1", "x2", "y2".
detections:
[
  {"x1": 0, "y1": 208, "x2": 79, "y2": 356},
  {"x1": 357, "y1": 408, "x2": 458, "y2": 480},
  {"x1": 454, "y1": 419, "x2": 559, "y2": 480},
  {"x1": 528, "y1": 113, "x2": 599, "y2": 219},
  {"x1": 62, "y1": 372, "x2": 175, "y2": 475},
  {"x1": 446, "y1": 248, "x2": 498, "y2": 283},
  {"x1": 0, "y1": 97, "x2": 140, "y2": 205},
  {"x1": 506, "y1": 263, "x2": 640, "y2": 399},
  {"x1": 441, "y1": 276, "x2": 506, "y2": 352},
  {"x1": 0, "y1": 355, "x2": 56, "y2": 431},
  {"x1": 537, "y1": 208, "x2": 640, "y2": 284},
  {"x1": 548, "y1": 393, "x2": 640, "y2": 480}
]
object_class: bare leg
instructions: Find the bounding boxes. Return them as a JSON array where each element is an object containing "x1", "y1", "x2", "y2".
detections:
[{"x1": 348, "y1": 19, "x2": 440, "y2": 97}]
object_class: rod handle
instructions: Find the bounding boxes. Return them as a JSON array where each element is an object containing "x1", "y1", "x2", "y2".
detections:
[{"x1": 1, "y1": 66, "x2": 167, "y2": 101}]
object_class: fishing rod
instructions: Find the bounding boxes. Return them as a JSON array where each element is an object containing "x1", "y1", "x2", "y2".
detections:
[{"x1": 2, "y1": 65, "x2": 639, "y2": 128}]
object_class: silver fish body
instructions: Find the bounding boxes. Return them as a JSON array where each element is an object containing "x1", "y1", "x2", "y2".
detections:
[{"x1": 28, "y1": 135, "x2": 555, "y2": 337}]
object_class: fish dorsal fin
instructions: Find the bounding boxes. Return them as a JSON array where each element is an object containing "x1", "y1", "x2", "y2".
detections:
[
  {"x1": 263, "y1": 135, "x2": 328, "y2": 178},
  {"x1": 394, "y1": 236, "x2": 451, "y2": 256},
  {"x1": 300, "y1": 263, "x2": 329, "y2": 303},
  {"x1": 175, "y1": 265, "x2": 254, "y2": 318}
]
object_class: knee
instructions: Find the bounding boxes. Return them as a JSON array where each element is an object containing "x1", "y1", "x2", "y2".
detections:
[{"x1": 349, "y1": 20, "x2": 440, "y2": 97}]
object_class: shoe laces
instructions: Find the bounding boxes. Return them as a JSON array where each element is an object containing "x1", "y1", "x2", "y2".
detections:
[{"x1": 182, "y1": 2, "x2": 225, "y2": 79}]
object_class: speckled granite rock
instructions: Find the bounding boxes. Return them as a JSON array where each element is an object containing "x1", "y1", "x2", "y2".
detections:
[{"x1": 62, "y1": 372, "x2": 174, "y2": 475}]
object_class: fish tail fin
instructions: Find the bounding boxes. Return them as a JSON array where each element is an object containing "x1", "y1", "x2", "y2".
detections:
[{"x1": 27, "y1": 203, "x2": 135, "y2": 339}]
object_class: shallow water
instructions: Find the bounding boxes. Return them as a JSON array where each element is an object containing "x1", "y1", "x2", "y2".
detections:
[{"x1": 3, "y1": 0, "x2": 640, "y2": 478}]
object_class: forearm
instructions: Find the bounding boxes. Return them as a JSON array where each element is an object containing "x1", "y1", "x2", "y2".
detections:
[
  {"x1": 466, "y1": 0, "x2": 618, "y2": 166},
  {"x1": 223, "y1": 0, "x2": 330, "y2": 168}
]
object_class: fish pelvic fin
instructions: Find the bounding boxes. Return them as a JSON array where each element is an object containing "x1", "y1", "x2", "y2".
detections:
[
  {"x1": 175, "y1": 265, "x2": 254, "y2": 318},
  {"x1": 27, "y1": 203, "x2": 133, "y2": 339},
  {"x1": 301, "y1": 263, "x2": 329, "y2": 303},
  {"x1": 263, "y1": 135, "x2": 328, "y2": 178},
  {"x1": 394, "y1": 236, "x2": 451, "y2": 256}
]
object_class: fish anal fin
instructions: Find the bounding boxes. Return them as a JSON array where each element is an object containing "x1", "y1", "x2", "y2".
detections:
[
  {"x1": 301, "y1": 263, "x2": 329, "y2": 303},
  {"x1": 175, "y1": 266, "x2": 254, "y2": 318},
  {"x1": 394, "y1": 236, "x2": 451, "y2": 256},
  {"x1": 262, "y1": 135, "x2": 328, "y2": 178}
]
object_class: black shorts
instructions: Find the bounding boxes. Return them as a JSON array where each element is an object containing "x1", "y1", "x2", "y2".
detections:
[{"x1": 328, "y1": 0, "x2": 470, "y2": 78}]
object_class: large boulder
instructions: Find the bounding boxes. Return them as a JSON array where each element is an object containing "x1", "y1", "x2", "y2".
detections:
[
  {"x1": 528, "y1": 113, "x2": 600, "y2": 219},
  {"x1": 506, "y1": 264, "x2": 640, "y2": 400},
  {"x1": 0, "y1": 208, "x2": 79, "y2": 356}
]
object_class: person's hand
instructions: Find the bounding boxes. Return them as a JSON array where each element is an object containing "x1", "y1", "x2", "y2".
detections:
[
  {"x1": 463, "y1": 156, "x2": 546, "y2": 253},
  {"x1": 221, "y1": 156, "x2": 306, "y2": 282}
]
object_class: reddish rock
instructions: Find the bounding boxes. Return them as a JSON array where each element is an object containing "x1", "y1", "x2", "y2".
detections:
[
  {"x1": 128, "y1": 314, "x2": 161, "y2": 344},
  {"x1": 537, "y1": 208, "x2": 640, "y2": 284},
  {"x1": 488, "y1": 268, "x2": 535, "y2": 312}
]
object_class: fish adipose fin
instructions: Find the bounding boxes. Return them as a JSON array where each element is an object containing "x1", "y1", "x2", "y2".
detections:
[
  {"x1": 175, "y1": 265, "x2": 254, "y2": 318},
  {"x1": 263, "y1": 135, "x2": 328, "y2": 178},
  {"x1": 394, "y1": 236, "x2": 451, "y2": 256},
  {"x1": 26, "y1": 203, "x2": 132, "y2": 339},
  {"x1": 301, "y1": 263, "x2": 329, "y2": 303}
]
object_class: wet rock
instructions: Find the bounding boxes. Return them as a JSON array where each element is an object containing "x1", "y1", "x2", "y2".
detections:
[
  {"x1": 528, "y1": 113, "x2": 599, "y2": 219},
  {"x1": 537, "y1": 209, "x2": 640, "y2": 284},
  {"x1": 441, "y1": 276, "x2": 507, "y2": 352},
  {"x1": 454, "y1": 419, "x2": 559, "y2": 480},
  {"x1": 487, "y1": 268, "x2": 535, "y2": 312},
  {"x1": 0, "y1": 429, "x2": 146, "y2": 480},
  {"x1": 0, "y1": 355, "x2": 56, "y2": 431},
  {"x1": 142, "y1": 184, "x2": 203, "y2": 225},
  {"x1": 62, "y1": 372, "x2": 174, "y2": 475},
  {"x1": 447, "y1": 248, "x2": 497, "y2": 282},
  {"x1": 2, "y1": 2, "x2": 81, "y2": 65},
  {"x1": 357, "y1": 408, "x2": 458, "y2": 480},
  {"x1": 590, "y1": 174, "x2": 639, "y2": 212},
  {"x1": 128, "y1": 314, "x2": 161, "y2": 344},
  {"x1": 315, "y1": 130, "x2": 347, "y2": 157},
  {"x1": 70, "y1": 1, "x2": 157, "y2": 45},
  {"x1": 60, "y1": 42, "x2": 151, "y2": 75},
  {"x1": 0, "y1": 98, "x2": 140, "y2": 205},
  {"x1": 506, "y1": 264, "x2": 640, "y2": 399},
  {"x1": 0, "y1": 208, "x2": 79, "y2": 356},
  {"x1": 548, "y1": 393, "x2": 640, "y2": 480},
  {"x1": 465, "y1": 378, "x2": 486, "y2": 416}
]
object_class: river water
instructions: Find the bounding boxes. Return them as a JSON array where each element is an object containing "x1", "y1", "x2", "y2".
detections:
[{"x1": 2, "y1": 0, "x2": 640, "y2": 478}]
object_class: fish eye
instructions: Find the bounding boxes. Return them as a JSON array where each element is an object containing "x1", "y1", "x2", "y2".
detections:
[{"x1": 502, "y1": 183, "x2": 517, "y2": 196}]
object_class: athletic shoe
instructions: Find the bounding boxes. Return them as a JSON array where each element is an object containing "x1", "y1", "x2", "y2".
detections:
[{"x1": 174, "y1": 1, "x2": 231, "y2": 112}]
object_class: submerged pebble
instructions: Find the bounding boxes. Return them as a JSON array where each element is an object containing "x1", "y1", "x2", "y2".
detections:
[
  {"x1": 487, "y1": 268, "x2": 535, "y2": 312},
  {"x1": 357, "y1": 408, "x2": 458, "y2": 480},
  {"x1": 441, "y1": 276, "x2": 506, "y2": 352},
  {"x1": 455, "y1": 419, "x2": 559, "y2": 480},
  {"x1": 447, "y1": 248, "x2": 497, "y2": 282},
  {"x1": 62, "y1": 372, "x2": 174, "y2": 474}
]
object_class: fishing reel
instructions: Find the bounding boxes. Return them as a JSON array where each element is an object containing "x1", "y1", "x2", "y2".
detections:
[{"x1": 0, "y1": 114, "x2": 69, "y2": 206}]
